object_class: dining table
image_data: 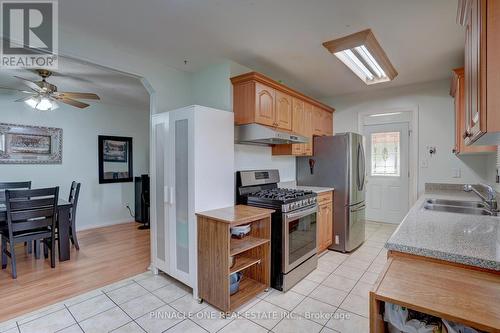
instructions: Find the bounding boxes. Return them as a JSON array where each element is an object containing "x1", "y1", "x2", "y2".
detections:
[{"x1": 0, "y1": 199, "x2": 73, "y2": 261}]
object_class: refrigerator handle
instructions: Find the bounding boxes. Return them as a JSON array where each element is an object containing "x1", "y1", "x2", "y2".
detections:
[
  {"x1": 357, "y1": 142, "x2": 366, "y2": 191},
  {"x1": 360, "y1": 142, "x2": 366, "y2": 190}
]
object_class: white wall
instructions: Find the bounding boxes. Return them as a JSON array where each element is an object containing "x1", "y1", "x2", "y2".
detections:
[
  {"x1": 323, "y1": 79, "x2": 492, "y2": 195},
  {"x1": 485, "y1": 148, "x2": 500, "y2": 192},
  {"x1": 0, "y1": 96, "x2": 149, "y2": 230},
  {"x1": 190, "y1": 60, "x2": 297, "y2": 180},
  {"x1": 234, "y1": 145, "x2": 296, "y2": 182},
  {"x1": 59, "y1": 26, "x2": 192, "y2": 114}
]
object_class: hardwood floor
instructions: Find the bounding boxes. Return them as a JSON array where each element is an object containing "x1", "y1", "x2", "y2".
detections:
[{"x1": 0, "y1": 222, "x2": 150, "y2": 322}]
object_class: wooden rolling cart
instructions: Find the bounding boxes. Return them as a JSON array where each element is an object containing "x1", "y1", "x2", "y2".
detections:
[{"x1": 196, "y1": 205, "x2": 274, "y2": 312}]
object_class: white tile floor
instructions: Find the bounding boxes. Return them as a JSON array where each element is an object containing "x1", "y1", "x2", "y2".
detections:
[{"x1": 0, "y1": 222, "x2": 397, "y2": 333}]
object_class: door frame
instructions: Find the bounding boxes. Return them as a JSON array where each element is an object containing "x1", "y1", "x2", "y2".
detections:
[{"x1": 357, "y1": 107, "x2": 419, "y2": 206}]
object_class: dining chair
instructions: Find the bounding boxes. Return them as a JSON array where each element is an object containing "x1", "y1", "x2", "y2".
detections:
[
  {"x1": 0, "y1": 181, "x2": 33, "y2": 253},
  {"x1": 1, "y1": 187, "x2": 59, "y2": 279},
  {"x1": 68, "y1": 181, "x2": 81, "y2": 250},
  {"x1": 0, "y1": 181, "x2": 32, "y2": 202}
]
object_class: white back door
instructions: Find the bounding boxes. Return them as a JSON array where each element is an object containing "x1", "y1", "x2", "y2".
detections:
[{"x1": 363, "y1": 122, "x2": 409, "y2": 224}]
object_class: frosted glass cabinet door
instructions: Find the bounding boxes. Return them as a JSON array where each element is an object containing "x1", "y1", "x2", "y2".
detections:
[
  {"x1": 174, "y1": 119, "x2": 189, "y2": 274},
  {"x1": 154, "y1": 121, "x2": 168, "y2": 265},
  {"x1": 167, "y1": 111, "x2": 193, "y2": 284}
]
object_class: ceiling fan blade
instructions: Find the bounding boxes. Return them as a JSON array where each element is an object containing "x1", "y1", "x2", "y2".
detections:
[
  {"x1": 13, "y1": 76, "x2": 43, "y2": 92},
  {"x1": 57, "y1": 92, "x2": 100, "y2": 100},
  {"x1": 0, "y1": 86, "x2": 33, "y2": 94},
  {"x1": 58, "y1": 97, "x2": 90, "y2": 109},
  {"x1": 14, "y1": 96, "x2": 35, "y2": 102}
]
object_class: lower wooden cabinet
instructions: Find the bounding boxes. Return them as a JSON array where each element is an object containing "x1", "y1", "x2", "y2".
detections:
[{"x1": 317, "y1": 191, "x2": 333, "y2": 254}]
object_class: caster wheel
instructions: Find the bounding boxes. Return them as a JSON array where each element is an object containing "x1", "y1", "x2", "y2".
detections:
[
  {"x1": 264, "y1": 288, "x2": 269, "y2": 292},
  {"x1": 196, "y1": 298, "x2": 203, "y2": 304}
]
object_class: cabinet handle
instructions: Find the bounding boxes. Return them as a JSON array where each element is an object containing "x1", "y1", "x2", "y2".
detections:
[
  {"x1": 170, "y1": 187, "x2": 175, "y2": 205},
  {"x1": 463, "y1": 130, "x2": 472, "y2": 139},
  {"x1": 164, "y1": 186, "x2": 169, "y2": 203}
]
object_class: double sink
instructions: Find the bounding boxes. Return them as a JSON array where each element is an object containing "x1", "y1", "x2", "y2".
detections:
[{"x1": 423, "y1": 198, "x2": 497, "y2": 216}]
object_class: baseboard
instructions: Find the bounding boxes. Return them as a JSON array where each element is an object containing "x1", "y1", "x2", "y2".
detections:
[{"x1": 77, "y1": 219, "x2": 136, "y2": 231}]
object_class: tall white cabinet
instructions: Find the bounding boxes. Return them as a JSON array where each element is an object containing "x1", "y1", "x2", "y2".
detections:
[{"x1": 150, "y1": 105, "x2": 234, "y2": 298}]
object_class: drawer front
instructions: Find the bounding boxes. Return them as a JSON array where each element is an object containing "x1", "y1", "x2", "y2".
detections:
[{"x1": 317, "y1": 191, "x2": 333, "y2": 205}]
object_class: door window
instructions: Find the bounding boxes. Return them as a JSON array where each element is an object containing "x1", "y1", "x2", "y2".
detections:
[{"x1": 370, "y1": 131, "x2": 400, "y2": 177}]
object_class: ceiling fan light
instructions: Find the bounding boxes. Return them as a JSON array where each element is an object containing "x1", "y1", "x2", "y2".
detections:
[
  {"x1": 37, "y1": 97, "x2": 56, "y2": 111},
  {"x1": 25, "y1": 96, "x2": 58, "y2": 111},
  {"x1": 24, "y1": 96, "x2": 39, "y2": 109}
]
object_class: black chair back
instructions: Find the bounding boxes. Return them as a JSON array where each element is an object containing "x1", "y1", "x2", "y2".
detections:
[
  {"x1": 68, "y1": 181, "x2": 81, "y2": 221},
  {"x1": 5, "y1": 187, "x2": 59, "y2": 235},
  {"x1": 0, "y1": 181, "x2": 31, "y2": 202}
]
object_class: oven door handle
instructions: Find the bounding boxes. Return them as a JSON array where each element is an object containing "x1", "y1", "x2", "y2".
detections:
[
  {"x1": 284, "y1": 206, "x2": 318, "y2": 222},
  {"x1": 350, "y1": 204, "x2": 366, "y2": 213}
]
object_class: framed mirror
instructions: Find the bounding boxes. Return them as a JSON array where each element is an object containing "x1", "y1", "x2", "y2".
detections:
[{"x1": 98, "y1": 135, "x2": 133, "y2": 184}]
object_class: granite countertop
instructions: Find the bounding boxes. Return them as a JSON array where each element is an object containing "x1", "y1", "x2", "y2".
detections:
[
  {"x1": 385, "y1": 189, "x2": 500, "y2": 271},
  {"x1": 279, "y1": 181, "x2": 334, "y2": 194}
]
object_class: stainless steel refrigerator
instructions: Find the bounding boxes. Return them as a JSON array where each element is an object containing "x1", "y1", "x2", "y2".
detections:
[{"x1": 296, "y1": 133, "x2": 366, "y2": 252}]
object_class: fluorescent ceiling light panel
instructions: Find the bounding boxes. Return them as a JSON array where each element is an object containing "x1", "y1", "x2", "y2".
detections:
[
  {"x1": 323, "y1": 29, "x2": 397, "y2": 85},
  {"x1": 368, "y1": 112, "x2": 402, "y2": 117}
]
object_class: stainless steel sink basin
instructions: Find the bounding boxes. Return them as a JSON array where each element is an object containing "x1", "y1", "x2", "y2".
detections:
[
  {"x1": 425, "y1": 199, "x2": 485, "y2": 208},
  {"x1": 423, "y1": 203, "x2": 493, "y2": 216}
]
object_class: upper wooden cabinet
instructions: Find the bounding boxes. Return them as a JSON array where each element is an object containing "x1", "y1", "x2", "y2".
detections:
[
  {"x1": 323, "y1": 111, "x2": 333, "y2": 136},
  {"x1": 458, "y1": 0, "x2": 500, "y2": 145},
  {"x1": 451, "y1": 68, "x2": 496, "y2": 155},
  {"x1": 232, "y1": 72, "x2": 335, "y2": 156},
  {"x1": 255, "y1": 82, "x2": 275, "y2": 127},
  {"x1": 275, "y1": 91, "x2": 293, "y2": 130}
]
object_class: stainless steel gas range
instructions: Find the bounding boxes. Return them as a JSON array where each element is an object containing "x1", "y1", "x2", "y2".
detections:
[{"x1": 236, "y1": 169, "x2": 318, "y2": 291}]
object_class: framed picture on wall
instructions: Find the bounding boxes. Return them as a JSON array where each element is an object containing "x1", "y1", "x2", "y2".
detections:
[
  {"x1": 98, "y1": 135, "x2": 133, "y2": 184},
  {"x1": 0, "y1": 123, "x2": 63, "y2": 164}
]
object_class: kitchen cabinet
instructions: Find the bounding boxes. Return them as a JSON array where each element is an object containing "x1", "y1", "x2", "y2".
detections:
[
  {"x1": 313, "y1": 107, "x2": 333, "y2": 137},
  {"x1": 458, "y1": 0, "x2": 500, "y2": 145},
  {"x1": 312, "y1": 106, "x2": 324, "y2": 136},
  {"x1": 231, "y1": 72, "x2": 334, "y2": 156},
  {"x1": 291, "y1": 98, "x2": 306, "y2": 155},
  {"x1": 323, "y1": 111, "x2": 333, "y2": 136},
  {"x1": 255, "y1": 82, "x2": 275, "y2": 127},
  {"x1": 234, "y1": 80, "x2": 292, "y2": 131},
  {"x1": 272, "y1": 98, "x2": 313, "y2": 156},
  {"x1": 275, "y1": 90, "x2": 293, "y2": 130},
  {"x1": 317, "y1": 191, "x2": 333, "y2": 254},
  {"x1": 150, "y1": 105, "x2": 235, "y2": 299},
  {"x1": 450, "y1": 68, "x2": 496, "y2": 155}
]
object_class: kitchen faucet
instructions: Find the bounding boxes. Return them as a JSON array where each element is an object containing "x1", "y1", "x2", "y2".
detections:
[{"x1": 463, "y1": 184, "x2": 498, "y2": 212}]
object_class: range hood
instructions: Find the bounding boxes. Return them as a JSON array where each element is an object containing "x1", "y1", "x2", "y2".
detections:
[{"x1": 235, "y1": 124, "x2": 308, "y2": 145}]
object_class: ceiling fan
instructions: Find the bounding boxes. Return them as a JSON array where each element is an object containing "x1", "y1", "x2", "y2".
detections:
[{"x1": 0, "y1": 69, "x2": 100, "y2": 111}]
